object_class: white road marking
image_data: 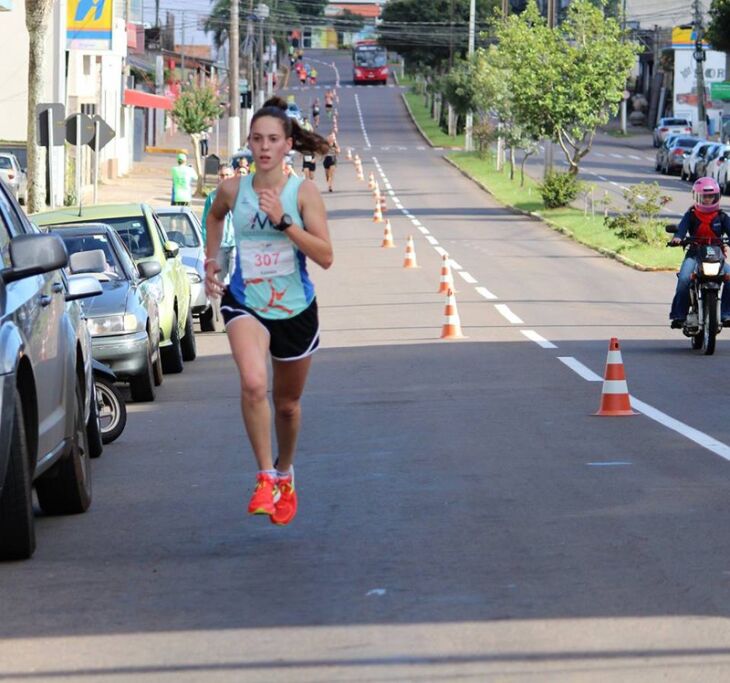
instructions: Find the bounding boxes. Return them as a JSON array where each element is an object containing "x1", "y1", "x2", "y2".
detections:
[
  {"x1": 629, "y1": 155, "x2": 641, "y2": 160},
  {"x1": 411, "y1": 218, "x2": 421, "y2": 226},
  {"x1": 434, "y1": 246, "x2": 448, "y2": 257},
  {"x1": 610, "y1": 153, "x2": 623, "y2": 159},
  {"x1": 475, "y1": 286, "x2": 498, "y2": 300},
  {"x1": 354, "y1": 94, "x2": 371, "y2": 148},
  {"x1": 495, "y1": 304, "x2": 524, "y2": 324},
  {"x1": 448, "y1": 259, "x2": 462, "y2": 270},
  {"x1": 586, "y1": 461, "x2": 633, "y2": 467},
  {"x1": 594, "y1": 152, "x2": 606, "y2": 157},
  {"x1": 521, "y1": 330, "x2": 557, "y2": 349},
  {"x1": 558, "y1": 356, "x2": 730, "y2": 462},
  {"x1": 388, "y1": 189, "x2": 396, "y2": 196},
  {"x1": 644, "y1": 156, "x2": 654, "y2": 162},
  {"x1": 457, "y1": 271, "x2": 477, "y2": 284},
  {"x1": 426, "y1": 235, "x2": 439, "y2": 245},
  {"x1": 417, "y1": 225, "x2": 430, "y2": 235},
  {"x1": 597, "y1": 175, "x2": 608, "y2": 181},
  {"x1": 610, "y1": 181, "x2": 621, "y2": 187}
]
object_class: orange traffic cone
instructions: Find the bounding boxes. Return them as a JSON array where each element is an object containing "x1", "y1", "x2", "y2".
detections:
[
  {"x1": 381, "y1": 220, "x2": 395, "y2": 248},
  {"x1": 403, "y1": 235, "x2": 418, "y2": 268},
  {"x1": 437, "y1": 254, "x2": 456, "y2": 294},
  {"x1": 346, "y1": 147, "x2": 352, "y2": 161},
  {"x1": 379, "y1": 194, "x2": 387, "y2": 213},
  {"x1": 373, "y1": 202, "x2": 384, "y2": 223},
  {"x1": 440, "y1": 288, "x2": 465, "y2": 340},
  {"x1": 356, "y1": 163, "x2": 364, "y2": 181},
  {"x1": 368, "y1": 172, "x2": 375, "y2": 190},
  {"x1": 594, "y1": 337, "x2": 636, "y2": 416}
]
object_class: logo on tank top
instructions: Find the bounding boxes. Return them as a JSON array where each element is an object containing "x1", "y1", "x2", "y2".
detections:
[{"x1": 249, "y1": 211, "x2": 273, "y2": 230}]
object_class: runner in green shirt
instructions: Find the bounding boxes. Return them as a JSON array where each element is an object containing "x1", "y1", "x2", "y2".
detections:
[{"x1": 171, "y1": 152, "x2": 198, "y2": 206}]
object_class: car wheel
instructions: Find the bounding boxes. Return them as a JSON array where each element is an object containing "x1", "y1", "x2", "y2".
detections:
[
  {"x1": 35, "y1": 376, "x2": 92, "y2": 515},
  {"x1": 129, "y1": 339, "x2": 156, "y2": 402},
  {"x1": 199, "y1": 305, "x2": 215, "y2": 332},
  {"x1": 161, "y1": 312, "x2": 184, "y2": 374},
  {"x1": 153, "y1": 343, "x2": 163, "y2": 386},
  {"x1": 87, "y1": 385, "x2": 104, "y2": 459},
  {"x1": 655, "y1": 160, "x2": 661, "y2": 171},
  {"x1": 180, "y1": 307, "x2": 197, "y2": 362},
  {"x1": 0, "y1": 389, "x2": 35, "y2": 560}
]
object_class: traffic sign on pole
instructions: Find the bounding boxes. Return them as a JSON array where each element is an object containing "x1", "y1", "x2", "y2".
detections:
[
  {"x1": 65, "y1": 113, "x2": 95, "y2": 146},
  {"x1": 88, "y1": 115, "x2": 115, "y2": 151},
  {"x1": 36, "y1": 103, "x2": 66, "y2": 147}
]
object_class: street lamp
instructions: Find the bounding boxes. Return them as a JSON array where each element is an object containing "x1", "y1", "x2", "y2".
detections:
[
  {"x1": 694, "y1": 38, "x2": 708, "y2": 139},
  {"x1": 254, "y1": 3, "x2": 270, "y2": 108}
]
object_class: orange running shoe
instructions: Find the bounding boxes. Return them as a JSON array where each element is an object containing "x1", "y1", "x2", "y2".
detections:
[
  {"x1": 271, "y1": 470, "x2": 297, "y2": 526},
  {"x1": 248, "y1": 472, "x2": 278, "y2": 516}
]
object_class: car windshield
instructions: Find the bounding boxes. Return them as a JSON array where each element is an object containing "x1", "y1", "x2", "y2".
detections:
[
  {"x1": 675, "y1": 138, "x2": 699, "y2": 148},
  {"x1": 664, "y1": 119, "x2": 689, "y2": 126},
  {"x1": 0, "y1": 158, "x2": 13, "y2": 169},
  {"x1": 98, "y1": 216, "x2": 155, "y2": 258},
  {"x1": 58, "y1": 233, "x2": 124, "y2": 279},
  {"x1": 355, "y1": 49, "x2": 387, "y2": 68},
  {"x1": 156, "y1": 213, "x2": 200, "y2": 247}
]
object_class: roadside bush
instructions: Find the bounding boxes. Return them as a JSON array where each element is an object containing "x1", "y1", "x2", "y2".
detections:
[
  {"x1": 604, "y1": 182, "x2": 672, "y2": 247},
  {"x1": 538, "y1": 171, "x2": 582, "y2": 209}
]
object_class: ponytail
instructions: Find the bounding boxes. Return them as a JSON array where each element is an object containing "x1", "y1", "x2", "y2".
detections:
[{"x1": 251, "y1": 97, "x2": 330, "y2": 156}]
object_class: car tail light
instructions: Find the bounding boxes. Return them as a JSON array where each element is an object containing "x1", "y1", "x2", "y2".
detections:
[
  {"x1": 7, "y1": 173, "x2": 14, "y2": 180},
  {"x1": 660, "y1": 127, "x2": 669, "y2": 132}
]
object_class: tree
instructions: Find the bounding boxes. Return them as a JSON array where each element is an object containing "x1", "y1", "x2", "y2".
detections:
[
  {"x1": 205, "y1": 0, "x2": 301, "y2": 51},
  {"x1": 25, "y1": 0, "x2": 54, "y2": 212},
  {"x1": 170, "y1": 84, "x2": 221, "y2": 196},
  {"x1": 380, "y1": 0, "x2": 499, "y2": 71},
  {"x1": 707, "y1": 0, "x2": 730, "y2": 53},
  {"x1": 495, "y1": 0, "x2": 638, "y2": 175}
]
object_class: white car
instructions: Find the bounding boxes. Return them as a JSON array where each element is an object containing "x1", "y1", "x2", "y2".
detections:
[
  {"x1": 0, "y1": 153, "x2": 27, "y2": 205},
  {"x1": 681, "y1": 140, "x2": 712, "y2": 181},
  {"x1": 706, "y1": 145, "x2": 730, "y2": 186},
  {"x1": 153, "y1": 206, "x2": 214, "y2": 332},
  {"x1": 653, "y1": 117, "x2": 693, "y2": 147}
]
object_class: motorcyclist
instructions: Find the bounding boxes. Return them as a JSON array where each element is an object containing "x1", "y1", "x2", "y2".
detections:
[{"x1": 670, "y1": 177, "x2": 730, "y2": 328}]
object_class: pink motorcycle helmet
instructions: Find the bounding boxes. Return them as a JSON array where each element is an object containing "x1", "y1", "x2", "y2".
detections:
[{"x1": 693, "y1": 176, "x2": 721, "y2": 214}]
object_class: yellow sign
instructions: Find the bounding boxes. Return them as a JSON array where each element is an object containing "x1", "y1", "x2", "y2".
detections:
[
  {"x1": 66, "y1": 0, "x2": 113, "y2": 51},
  {"x1": 672, "y1": 26, "x2": 708, "y2": 48}
]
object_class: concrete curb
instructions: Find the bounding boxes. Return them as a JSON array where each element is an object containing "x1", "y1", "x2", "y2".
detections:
[
  {"x1": 441, "y1": 156, "x2": 671, "y2": 273},
  {"x1": 399, "y1": 91, "x2": 435, "y2": 149}
]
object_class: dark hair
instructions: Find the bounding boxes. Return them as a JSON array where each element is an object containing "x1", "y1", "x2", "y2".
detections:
[{"x1": 250, "y1": 96, "x2": 329, "y2": 156}]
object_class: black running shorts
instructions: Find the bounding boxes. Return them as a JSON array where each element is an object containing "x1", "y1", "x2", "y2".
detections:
[
  {"x1": 220, "y1": 289, "x2": 320, "y2": 361},
  {"x1": 302, "y1": 161, "x2": 316, "y2": 172},
  {"x1": 323, "y1": 156, "x2": 336, "y2": 169}
]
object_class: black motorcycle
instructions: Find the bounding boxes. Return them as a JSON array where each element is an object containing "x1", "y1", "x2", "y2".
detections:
[
  {"x1": 92, "y1": 360, "x2": 127, "y2": 444},
  {"x1": 667, "y1": 225, "x2": 728, "y2": 355}
]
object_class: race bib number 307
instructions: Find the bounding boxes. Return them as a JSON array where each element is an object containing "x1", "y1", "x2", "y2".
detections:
[{"x1": 240, "y1": 240, "x2": 296, "y2": 280}]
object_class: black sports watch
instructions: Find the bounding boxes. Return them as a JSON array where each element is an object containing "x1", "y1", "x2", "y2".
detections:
[{"x1": 273, "y1": 213, "x2": 293, "y2": 232}]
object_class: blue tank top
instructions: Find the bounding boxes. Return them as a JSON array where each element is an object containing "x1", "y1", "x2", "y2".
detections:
[{"x1": 228, "y1": 174, "x2": 314, "y2": 320}]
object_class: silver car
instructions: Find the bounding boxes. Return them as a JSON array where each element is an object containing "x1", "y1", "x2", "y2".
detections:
[
  {"x1": 653, "y1": 117, "x2": 693, "y2": 147},
  {"x1": 154, "y1": 206, "x2": 215, "y2": 332},
  {"x1": 0, "y1": 181, "x2": 101, "y2": 560},
  {"x1": 51, "y1": 223, "x2": 164, "y2": 402},
  {"x1": 0, "y1": 153, "x2": 27, "y2": 206}
]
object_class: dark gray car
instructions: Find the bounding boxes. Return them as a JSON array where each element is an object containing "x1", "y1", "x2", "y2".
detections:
[
  {"x1": 51, "y1": 224, "x2": 164, "y2": 402},
  {"x1": 0, "y1": 182, "x2": 101, "y2": 560},
  {"x1": 656, "y1": 136, "x2": 701, "y2": 175}
]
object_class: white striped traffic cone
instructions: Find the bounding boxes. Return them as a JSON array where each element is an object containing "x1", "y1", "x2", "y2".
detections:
[
  {"x1": 594, "y1": 337, "x2": 636, "y2": 416},
  {"x1": 440, "y1": 288, "x2": 465, "y2": 339},
  {"x1": 437, "y1": 254, "x2": 456, "y2": 294},
  {"x1": 403, "y1": 235, "x2": 418, "y2": 268},
  {"x1": 381, "y1": 220, "x2": 395, "y2": 248}
]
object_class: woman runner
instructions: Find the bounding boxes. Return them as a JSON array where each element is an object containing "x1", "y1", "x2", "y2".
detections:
[
  {"x1": 323, "y1": 131, "x2": 340, "y2": 193},
  {"x1": 204, "y1": 97, "x2": 333, "y2": 525}
]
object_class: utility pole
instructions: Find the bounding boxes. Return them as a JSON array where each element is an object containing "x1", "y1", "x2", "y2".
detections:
[
  {"x1": 180, "y1": 10, "x2": 186, "y2": 86},
  {"x1": 229, "y1": 0, "x2": 241, "y2": 156},
  {"x1": 693, "y1": 0, "x2": 708, "y2": 139},
  {"x1": 464, "y1": 0, "x2": 476, "y2": 151},
  {"x1": 502, "y1": 0, "x2": 509, "y2": 17},
  {"x1": 544, "y1": 0, "x2": 556, "y2": 177},
  {"x1": 620, "y1": 0, "x2": 628, "y2": 135}
]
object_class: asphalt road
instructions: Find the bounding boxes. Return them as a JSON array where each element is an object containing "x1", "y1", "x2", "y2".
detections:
[{"x1": 4, "y1": 50, "x2": 730, "y2": 681}]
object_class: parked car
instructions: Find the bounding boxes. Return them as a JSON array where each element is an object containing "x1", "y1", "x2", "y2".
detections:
[
  {"x1": 154, "y1": 206, "x2": 214, "y2": 332},
  {"x1": 696, "y1": 143, "x2": 726, "y2": 180},
  {"x1": 0, "y1": 153, "x2": 27, "y2": 206},
  {"x1": 32, "y1": 203, "x2": 196, "y2": 374},
  {"x1": 0, "y1": 181, "x2": 102, "y2": 560},
  {"x1": 706, "y1": 145, "x2": 730, "y2": 185},
  {"x1": 653, "y1": 117, "x2": 693, "y2": 147},
  {"x1": 50, "y1": 223, "x2": 163, "y2": 402},
  {"x1": 680, "y1": 140, "x2": 711, "y2": 181},
  {"x1": 656, "y1": 136, "x2": 701, "y2": 175}
]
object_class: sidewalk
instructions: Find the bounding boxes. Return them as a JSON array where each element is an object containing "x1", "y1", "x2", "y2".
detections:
[{"x1": 96, "y1": 128, "x2": 208, "y2": 212}]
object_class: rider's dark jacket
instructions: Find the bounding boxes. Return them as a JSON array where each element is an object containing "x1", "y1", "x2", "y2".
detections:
[{"x1": 676, "y1": 207, "x2": 730, "y2": 255}]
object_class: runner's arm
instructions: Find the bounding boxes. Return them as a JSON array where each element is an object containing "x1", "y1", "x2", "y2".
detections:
[{"x1": 206, "y1": 178, "x2": 236, "y2": 261}]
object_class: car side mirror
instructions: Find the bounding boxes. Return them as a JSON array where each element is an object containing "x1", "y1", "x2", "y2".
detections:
[
  {"x1": 1, "y1": 233, "x2": 67, "y2": 284},
  {"x1": 163, "y1": 240, "x2": 180, "y2": 259},
  {"x1": 137, "y1": 261, "x2": 162, "y2": 279},
  {"x1": 69, "y1": 249, "x2": 106, "y2": 274},
  {"x1": 65, "y1": 274, "x2": 103, "y2": 301}
]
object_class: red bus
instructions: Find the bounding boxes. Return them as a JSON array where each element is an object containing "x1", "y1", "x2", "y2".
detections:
[{"x1": 353, "y1": 43, "x2": 388, "y2": 85}]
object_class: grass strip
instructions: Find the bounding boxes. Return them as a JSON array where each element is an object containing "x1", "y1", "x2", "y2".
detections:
[
  {"x1": 403, "y1": 92, "x2": 465, "y2": 149},
  {"x1": 446, "y1": 152, "x2": 683, "y2": 271}
]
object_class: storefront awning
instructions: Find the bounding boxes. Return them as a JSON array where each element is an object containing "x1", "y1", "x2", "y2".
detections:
[{"x1": 123, "y1": 89, "x2": 174, "y2": 110}]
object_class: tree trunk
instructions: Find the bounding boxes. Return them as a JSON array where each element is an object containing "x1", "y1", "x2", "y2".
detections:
[
  {"x1": 26, "y1": 0, "x2": 54, "y2": 213},
  {"x1": 191, "y1": 133, "x2": 205, "y2": 197},
  {"x1": 509, "y1": 146, "x2": 516, "y2": 181},
  {"x1": 520, "y1": 151, "x2": 533, "y2": 187}
]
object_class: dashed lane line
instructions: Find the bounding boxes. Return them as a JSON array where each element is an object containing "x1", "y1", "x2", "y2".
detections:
[
  {"x1": 521, "y1": 330, "x2": 557, "y2": 349},
  {"x1": 457, "y1": 271, "x2": 477, "y2": 284},
  {"x1": 475, "y1": 286, "x2": 498, "y2": 300},
  {"x1": 495, "y1": 304, "x2": 524, "y2": 325}
]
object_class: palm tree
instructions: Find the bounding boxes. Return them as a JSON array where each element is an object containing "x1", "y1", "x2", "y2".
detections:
[{"x1": 25, "y1": 0, "x2": 55, "y2": 212}]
